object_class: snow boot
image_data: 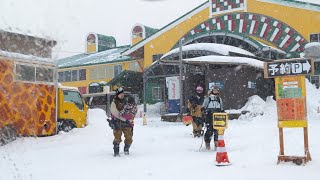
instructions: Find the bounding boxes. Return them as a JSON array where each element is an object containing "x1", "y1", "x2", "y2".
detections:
[
  {"x1": 214, "y1": 141, "x2": 218, "y2": 151},
  {"x1": 205, "y1": 142, "x2": 211, "y2": 150},
  {"x1": 124, "y1": 144, "x2": 131, "y2": 155},
  {"x1": 113, "y1": 143, "x2": 120, "y2": 157}
]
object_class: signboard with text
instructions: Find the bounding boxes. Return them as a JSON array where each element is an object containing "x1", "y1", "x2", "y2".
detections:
[
  {"x1": 275, "y1": 76, "x2": 307, "y2": 128},
  {"x1": 264, "y1": 58, "x2": 314, "y2": 78},
  {"x1": 213, "y1": 113, "x2": 228, "y2": 129}
]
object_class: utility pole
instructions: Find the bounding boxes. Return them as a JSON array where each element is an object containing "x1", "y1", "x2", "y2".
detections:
[{"x1": 179, "y1": 39, "x2": 183, "y2": 116}]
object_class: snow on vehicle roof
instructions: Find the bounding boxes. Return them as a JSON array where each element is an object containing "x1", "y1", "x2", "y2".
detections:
[
  {"x1": 182, "y1": 55, "x2": 264, "y2": 69},
  {"x1": 0, "y1": 50, "x2": 53, "y2": 63},
  {"x1": 60, "y1": 86, "x2": 79, "y2": 91},
  {"x1": 161, "y1": 43, "x2": 255, "y2": 59}
]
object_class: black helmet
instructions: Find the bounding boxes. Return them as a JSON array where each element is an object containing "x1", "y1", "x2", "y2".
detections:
[{"x1": 116, "y1": 87, "x2": 124, "y2": 95}]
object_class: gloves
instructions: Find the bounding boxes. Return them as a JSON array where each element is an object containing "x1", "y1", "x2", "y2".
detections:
[{"x1": 107, "y1": 119, "x2": 115, "y2": 129}]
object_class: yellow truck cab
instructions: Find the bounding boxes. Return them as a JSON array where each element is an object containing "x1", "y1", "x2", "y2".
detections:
[{"x1": 58, "y1": 86, "x2": 88, "y2": 132}]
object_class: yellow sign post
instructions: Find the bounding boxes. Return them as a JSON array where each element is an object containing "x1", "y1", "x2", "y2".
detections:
[
  {"x1": 264, "y1": 58, "x2": 314, "y2": 165},
  {"x1": 213, "y1": 113, "x2": 230, "y2": 166},
  {"x1": 275, "y1": 76, "x2": 311, "y2": 165}
]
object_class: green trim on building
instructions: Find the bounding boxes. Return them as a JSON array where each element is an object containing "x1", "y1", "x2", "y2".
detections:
[
  {"x1": 144, "y1": 26, "x2": 159, "y2": 38},
  {"x1": 180, "y1": 12, "x2": 308, "y2": 53},
  {"x1": 97, "y1": 34, "x2": 116, "y2": 52},
  {"x1": 122, "y1": 1, "x2": 209, "y2": 54}
]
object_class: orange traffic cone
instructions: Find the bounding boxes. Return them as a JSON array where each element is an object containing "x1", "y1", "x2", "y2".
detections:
[{"x1": 215, "y1": 134, "x2": 231, "y2": 166}]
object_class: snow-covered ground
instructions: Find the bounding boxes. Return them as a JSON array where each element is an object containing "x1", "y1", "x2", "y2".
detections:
[{"x1": 1, "y1": 81, "x2": 320, "y2": 180}]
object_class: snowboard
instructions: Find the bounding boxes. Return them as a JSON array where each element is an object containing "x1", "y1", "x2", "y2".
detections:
[{"x1": 182, "y1": 115, "x2": 193, "y2": 126}]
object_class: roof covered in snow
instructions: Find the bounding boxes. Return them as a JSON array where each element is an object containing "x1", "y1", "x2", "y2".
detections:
[
  {"x1": 161, "y1": 43, "x2": 255, "y2": 60},
  {"x1": 57, "y1": 45, "x2": 132, "y2": 69},
  {"x1": 0, "y1": 50, "x2": 53, "y2": 63},
  {"x1": 304, "y1": 42, "x2": 320, "y2": 59},
  {"x1": 258, "y1": 0, "x2": 320, "y2": 12},
  {"x1": 182, "y1": 55, "x2": 264, "y2": 69}
]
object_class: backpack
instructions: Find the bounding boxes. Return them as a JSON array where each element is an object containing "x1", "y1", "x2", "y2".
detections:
[{"x1": 205, "y1": 96, "x2": 221, "y2": 111}]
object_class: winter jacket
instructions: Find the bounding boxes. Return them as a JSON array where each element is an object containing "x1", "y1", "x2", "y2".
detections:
[
  {"x1": 110, "y1": 97, "x2": 131, "y2": 129},
  {"x1": 187, "y1": 95, "x2": 204, "y2": 118},
  {"x1": 202, "y1": 95, "x2": 224, "y2": 113}
]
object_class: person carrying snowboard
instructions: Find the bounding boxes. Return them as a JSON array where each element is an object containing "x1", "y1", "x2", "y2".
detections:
[
  {"x1": 119, "y1": 95, "x2": 137, "y2": 134},
  {"x1": 187, "y1": 85, "x2": 205, "y2": 137},
  {"x1": 110, "y1": 87, "x2": 134, "y2": 156},
  {"x1": 202, "y1": 86, "x2": 224, "y2": 150}
]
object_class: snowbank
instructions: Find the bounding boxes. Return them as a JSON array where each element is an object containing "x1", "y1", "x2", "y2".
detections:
[
  {"x1": 137, "y1": 102, "x2": 162, "y2": 117},
  {"x1": 238, "y1": 78, "x2": 320, "y2": 121}
]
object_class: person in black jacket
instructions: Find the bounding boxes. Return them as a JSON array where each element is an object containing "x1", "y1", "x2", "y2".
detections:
[
  {"x1": 187, "y1": 86, "x2": 205, "y2": 137},
  {"x1": 202, "y1": 87, "x2": 224, "y2": 150}
]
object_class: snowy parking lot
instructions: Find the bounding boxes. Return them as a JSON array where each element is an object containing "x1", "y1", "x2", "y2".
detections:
[{"x1": 1, "y1": 96, "x2": 320, "y2": 180}]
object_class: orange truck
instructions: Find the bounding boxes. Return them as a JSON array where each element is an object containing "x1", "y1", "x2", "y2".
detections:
[
  {"x1": 0, "y1": 55, "x2": 88, "y2": 145},
  {"x1": 0, "y1": 30, "x2": 88, "y2": 145}
]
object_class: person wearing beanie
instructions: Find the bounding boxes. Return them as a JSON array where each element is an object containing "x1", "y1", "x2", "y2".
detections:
[
  {"x1": 202, "y1": 86, "x2": 224, "y2": 151},
  {"x1": 110, "y1": 87, "x2": 133, "y2": 156}
]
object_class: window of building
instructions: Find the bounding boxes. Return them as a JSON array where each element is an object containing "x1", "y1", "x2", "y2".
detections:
[
  {"x1": 65, "y1": 71, "x2": 72, "y2": 82},
  {"x1": 310, "y1": 33, "x2": 320, "y2": 42},
  {"x1": 36, "y1": 67, "x2": 54, "y2": 82},
  {"x1": 97, "y1": 66, "x2": 106, "y2": 79},
  {"x1": 58, "y1": 72, "x2": 64, "y2": 82},
  {"x1": 71, "y1": 70, "x2": 78, "y2": 81},
  {"x1": 15, "y1": 64, "x2": 35, "y2": 82},
  {"x1": 310, "y1": 75, "x2": 320, "y2": 88},
  {"x1": 152, "y1": 54, "x2": 163, "y2": 62},
  {"x1": 152, "y1": 87, "x2": 162, "y2": 100},
  {"x1": 129, "y1": 62, "x2": 140, "y2": 72},
  {"x1": 106, "y1": 66, "x2": 114, "y2": 78},
  {"x1": 90, "y1": 67, "x2": 98, "y2": 80},
  {"x1": 79, "y1": 69, "x2": 86, "y2": 81},
  {"x1": 114, "y1": 65, "x2": 122, "y2": 77}
]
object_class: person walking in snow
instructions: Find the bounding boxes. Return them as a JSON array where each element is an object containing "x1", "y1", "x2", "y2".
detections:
[
  {"x1": 110, "y1": 87, "x2": 134, "y2": 156},
  {"x1": 202, "y1": 86, "x2": 224, "y2": 151},
  {"x1": 119, "y1": 95, "x2": 137, "y2": 134},
  {"x1": 187, "y1": 85, "x2": 205, "y2": 137}
]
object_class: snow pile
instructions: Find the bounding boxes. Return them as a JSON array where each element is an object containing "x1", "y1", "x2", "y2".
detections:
[
  {"x1": 237, "y1": 79, "x2": 320, "y2": 121},
  {"x1": 306, "y1": 79, "x2": 320, "y2": 114},
  {"x1": 305, "y1": 42, "x2": 320, "y2": 49},
  {"x1": 183, "y1": 55, "x2": 264, "y2": 69},
  {"x1": 161, "y1": 43, "x2": 254, "y2": 59},
  {"x1": 238, "y1": 96, "x2": 277, "y2": 121},
  {"x1": 241, "y1": 95, "x2": 268, "y2": 116},
  {"x1": 137, "y1": 102, "x2": 162, "y2": 117}
]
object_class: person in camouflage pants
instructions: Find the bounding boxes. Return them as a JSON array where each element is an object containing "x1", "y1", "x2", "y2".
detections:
[{"x1": 110, "y1": 87, "x2": 135, "y2": 156}]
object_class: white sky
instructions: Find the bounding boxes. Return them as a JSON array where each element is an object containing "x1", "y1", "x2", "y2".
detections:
[{"x1": 0, "y1": 0, "x2": 205, "y2": 60}]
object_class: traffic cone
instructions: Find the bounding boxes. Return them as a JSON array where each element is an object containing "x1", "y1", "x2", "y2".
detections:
[{"x1": 215, "y1": 134, "x2": 231, "y2": 166}]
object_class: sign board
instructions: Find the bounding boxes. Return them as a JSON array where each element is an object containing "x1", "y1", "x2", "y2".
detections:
[
  {"x1": 213, "y1": 113, "x2": 228, "y2": 129},
  {"x1": 166, "y1": 76, "x2": 180, "y2": 100},
  {"x1": 248, "y1": 81, "x2": 256, "y2": 89},
  {"x1": 264, "y1": 58, "x2": 314, "y2": 78},
  {"x1": 209, "y1": 81, "x2": 224, "y2": 90},
  {"x1": 275, "y1": 76, "x2": 307, "y2": 128}
]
